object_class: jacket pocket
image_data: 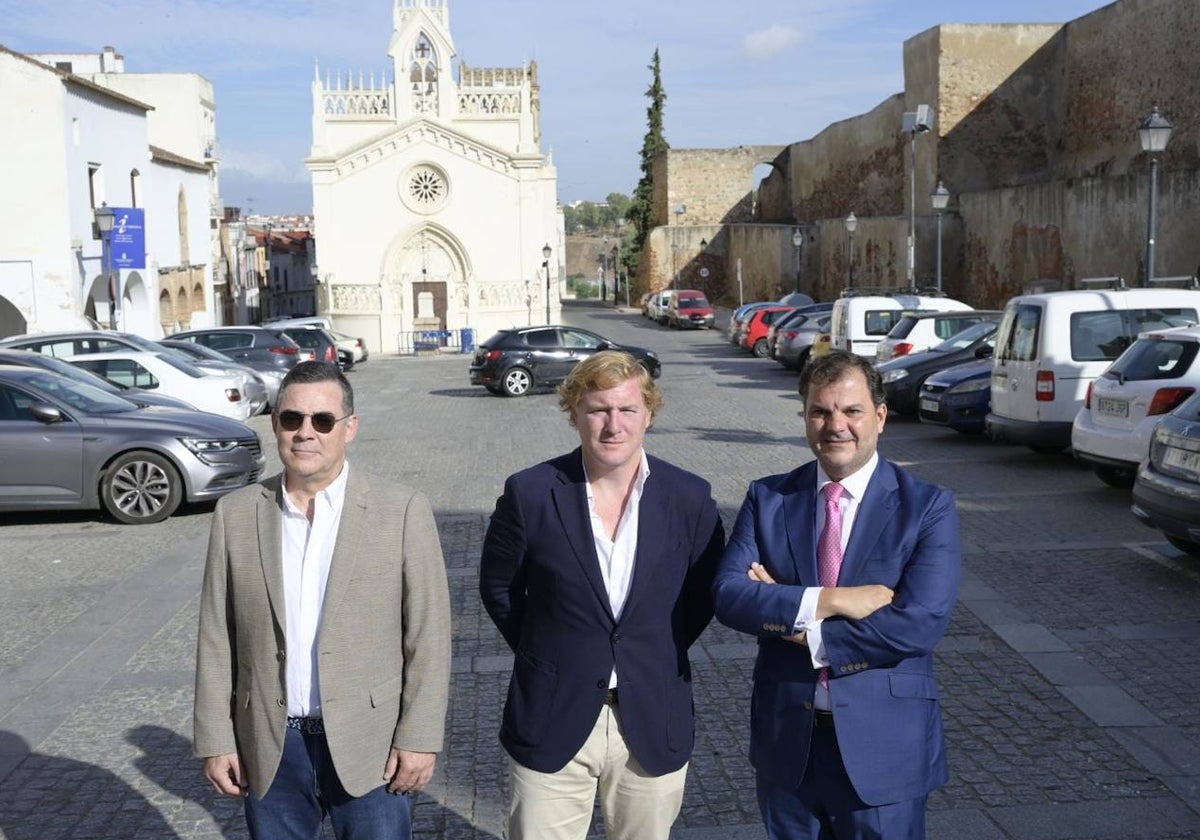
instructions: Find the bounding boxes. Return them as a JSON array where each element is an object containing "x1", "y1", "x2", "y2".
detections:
[
  {"x1": 370, "y1": 674, "x2": 404, "y2": 708},
  {"x1": 889, "y1": 672, "x2": 938, "y2": 700}
]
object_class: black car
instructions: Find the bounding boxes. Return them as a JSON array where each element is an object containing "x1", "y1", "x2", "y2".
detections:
[
  {"x1": 469, "y1": 326, "x2": 660, "y2": 397},
  {"x1": 280, "y1": 327, "x2": 353, "y2": 371},
  {"x1": 1132, "y1": 390, "x2": 1200, "y2": 556},
  {"x1": 875, "y1": 320, "x2": 998, "y2": 414}
]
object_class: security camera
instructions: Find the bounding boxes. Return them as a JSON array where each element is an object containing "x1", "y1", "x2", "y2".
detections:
[{"x1": 902, "y1": 104, "x2": 933, "y2": 134}]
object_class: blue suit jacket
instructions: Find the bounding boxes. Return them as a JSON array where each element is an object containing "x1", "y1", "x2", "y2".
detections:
[
  {"x1": 713, "y1": 459, "x2": 960, "y2": 805},
  {"x1": 480, "y1": 449, "x2": 725, "y2": 776}
]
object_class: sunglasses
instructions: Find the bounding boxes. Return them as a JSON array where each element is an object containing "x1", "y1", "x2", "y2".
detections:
[{"x1": 276, "y1": 410, "x2": 352, "y2": 433}]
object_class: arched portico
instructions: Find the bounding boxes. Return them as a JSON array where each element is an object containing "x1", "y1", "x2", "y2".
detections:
[
  {"x1": 0, "y1": 295, "x2": 27, "y2": 338},
  {"x1": 379, "y1": 224, "x2": 473, "y2": 339}
]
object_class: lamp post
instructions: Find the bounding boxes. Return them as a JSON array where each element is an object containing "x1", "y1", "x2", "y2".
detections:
[
  {"x1": 930, "y1": 181, "x2": 950, "y2": 293},
  {"x1": 1139, "y1": 106, "x2": 1173, "y2": 287},
  {"x1": 902, "y1": 105, "x2": 932, "y2": 287},
  {"x1": 600, "y1": 237, "x2": 609, "y2": 302},
  {"x1": 698, "y1": 238, "x2": 708, "y2": 294},
  {"x1": 264, "y1": 221, "x2": 274, "y2": 316},
  {"x1": 791, "y1": 226, "x2": 804, "y2": 294},
  {"x1": 845, "y1": 212, "x2": 857, "y2": 289},
  {"x1": 542, "y1": 243, "x2": 552, "y2": 324},
  {"x1": 94, "y1": 203, "x2": 116, "y2": 328}
]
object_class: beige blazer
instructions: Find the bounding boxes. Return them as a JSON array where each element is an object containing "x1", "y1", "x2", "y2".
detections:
[{"x1": 193, "y1": 468, "x2": 451, "y2": 798}]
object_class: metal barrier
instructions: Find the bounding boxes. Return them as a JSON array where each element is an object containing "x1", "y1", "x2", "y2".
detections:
[{"x1": 397, "y1": 328, "x2": 476, "y2": 355}]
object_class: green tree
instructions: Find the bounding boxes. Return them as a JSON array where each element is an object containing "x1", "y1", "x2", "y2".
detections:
[
  {"x1": 605, "y1": 193, "x2": 633, "y2": 227},
  {"x1": 629, "y1": 48, "x2": 669, "y2": 257}
]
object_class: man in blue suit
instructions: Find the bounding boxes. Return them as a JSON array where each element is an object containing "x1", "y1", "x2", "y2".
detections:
[
  {"x1": 714, "y1": 351, "x2": 961, "y2": 839},
  {"x1": 480, "y1": 351, "x2": 724, "y2": 840}
]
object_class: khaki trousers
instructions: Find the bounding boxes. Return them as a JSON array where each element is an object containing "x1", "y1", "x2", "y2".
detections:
[{"x1": 507, "y1": 703, "x2": 688, "y2": 840}]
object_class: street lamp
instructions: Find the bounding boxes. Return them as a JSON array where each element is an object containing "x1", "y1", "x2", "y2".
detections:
[
  {"x1": 930, "y1": 181, "x2": 950, "y2": 293},
  {"x1": 264, "y1": 221, "x2": 274, "y2": 316},
  {"x1": 542, "y1": 243, "x2": 552, "y2": 324},
  {"x1": 601, "y1": 237, "x2": 609, "y2": 302},
  {"x1": 902, "y1": 105, "x2": 933, "y2": 287},
  {"x1": 94, "y1": 203, "x2": 116, "y2": 328},
  {"x1": 1139, "y1": 106, "x2": 1173, "y2": 287},
  {"x1": 845, "y1": 212, "x2": 858, "y2": 289},
  {"x1": 791, "y1": 227, "x2": 804, "y2": 294}
]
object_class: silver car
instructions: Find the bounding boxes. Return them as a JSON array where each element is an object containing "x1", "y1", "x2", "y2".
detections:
[
  {"x1": 159, "y1": 338, "x2": 276, "y2": 412},
  {"x1": 0, "y1": 367, "x2": 265, "y2": 524},
  {"x1": 775, "y1": 314, "x2": 832, "y2": 371}
]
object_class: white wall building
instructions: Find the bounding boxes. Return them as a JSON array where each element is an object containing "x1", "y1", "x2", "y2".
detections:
[
  {"x1": 0, "y1": 46, "x2": 153, "y2": 336},
  {"x1": 307, "y1": 0, "x2": 561, "y2": 354}
]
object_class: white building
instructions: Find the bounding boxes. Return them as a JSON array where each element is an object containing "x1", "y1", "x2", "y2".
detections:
[
  {"x1": 0, "y1": 46, "x2": 153, "y2": 335},
  {"x1": 307, "y1": 0, "x2": 561, "y2": 354}
]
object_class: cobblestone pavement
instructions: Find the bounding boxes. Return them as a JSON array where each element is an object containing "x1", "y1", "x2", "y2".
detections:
[{"x1": 2, "y1": 300, "x2": 1200, "y2": 839}]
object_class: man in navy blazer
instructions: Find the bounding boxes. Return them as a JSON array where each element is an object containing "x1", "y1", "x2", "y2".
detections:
[
  {"x1": 480, "y1": 351, "x2": 724, "y2": 840},
  {"x1": 713, "y1": 351, "x2": 961, "y2": 839}
]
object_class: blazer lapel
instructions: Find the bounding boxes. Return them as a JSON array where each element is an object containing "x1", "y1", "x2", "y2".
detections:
[
  {"x1": 619, "y1": 464, "x2": 668, "y2": 620},
  {"x1": 551, "y1": 452, "x2": 615, "y2": 623},
  {"x1": 782, "y1": 463, "x2": 819, "y2": 585},
  {"x1": 257, "y1": 477, "x2": 287, "y2": 628},
  {"x1": 842, "y1": 461, "x2": 899, "y2": 583},
  {"x1": 319, "y1": 469, "x2": 367, "y2": 629}
]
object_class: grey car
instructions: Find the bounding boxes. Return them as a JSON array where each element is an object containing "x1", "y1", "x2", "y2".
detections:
[
  {"x1": 0, "y1": 367, "x2": 265, "y2": 524},
  {"x1": 168, "y1": 326, "x2": 305, "y2": 372},
  {"x1": 1131, "y1": 389, "x2": 1200, "y2": 556},
  {"x1": 0, "y1": 348, "x2": 196, "y2": 410},
  {"x1": 775, "y1": 314, "x2": 832, "y2": 371},
  {"x1": 158, "y1": 339, "x2": 276, "y2": 412}
]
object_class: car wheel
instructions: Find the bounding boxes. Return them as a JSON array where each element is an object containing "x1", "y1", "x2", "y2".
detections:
[
  {"x1": 501, "y1": 367, "x2": 533, "y2": 397},
  {"x1": 101, "y1": 450, "x2": 183, "y2": 525},
  {"x1": 752, "y1": 338, "x2": 770, "y2": 358},
  {"x1": 1092, "y1": 464, "x2": 1136, "y2": 488},
  {"x1": 794, "y1": 347, "x2": 812, "y2": 371},
  {"x1": 1166, "y1": 535, "x2": 1200, "y2": 556}
]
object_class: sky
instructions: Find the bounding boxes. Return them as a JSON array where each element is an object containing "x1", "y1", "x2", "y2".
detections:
[{"x1": 3, "y1": 0, "x2": 1112, "y2": 215}]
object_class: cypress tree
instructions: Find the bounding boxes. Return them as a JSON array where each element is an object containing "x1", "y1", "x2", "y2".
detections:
[{"x1": 630, "y1": 48, "x2": 668, "y2": 255}]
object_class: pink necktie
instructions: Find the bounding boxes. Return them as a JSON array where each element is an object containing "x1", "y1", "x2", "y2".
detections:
[{"x1": 817, "y1": 482, "x2": 845, "y2": 690}]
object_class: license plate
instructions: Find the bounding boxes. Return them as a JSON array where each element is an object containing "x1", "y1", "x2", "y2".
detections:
[
  {"x1": 1163, "y1": 446, "x2": 1200, "y2": 474},
  {"x1": 920, "y1": 399, "x2": 939, "y2": 413},
  {"x1": 1097, "y1": 397, "x2": 1128, "y2": 417}
]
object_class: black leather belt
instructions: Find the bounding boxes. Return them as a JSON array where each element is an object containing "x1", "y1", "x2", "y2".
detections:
[
  {"x1": 287, "y1": 716, "x2": 325, "y2": 735},
  {"x1": 813, "y1": 710, "x2": 835, "y2": 729},
  {"x1": 603, "y1": 688, "x2": 619, "y2": 706}
]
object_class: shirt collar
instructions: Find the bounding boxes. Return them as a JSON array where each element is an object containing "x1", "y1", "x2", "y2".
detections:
[
  {"x1": 282, "y1": 461, "x2": 351, "y2": 517},
  {"x1": 583, "y1": 450, "x2": 651, "y2": 501},
  {"x1": 815, "y1": 451, "x2": 878, "y2": 502}
]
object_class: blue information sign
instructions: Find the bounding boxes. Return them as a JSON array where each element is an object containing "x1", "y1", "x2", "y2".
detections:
[{"x1": 109, "y1": 207, "x2": 146, "y2": 270}]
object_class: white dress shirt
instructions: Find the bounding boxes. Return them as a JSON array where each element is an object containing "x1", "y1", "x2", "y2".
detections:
[
  {"x1": 281, "y1": 462, "x2": 350, "y2": 718},
  {"x1": 795, "y1": 453, "x2": 879, "y2": 709},
  {"x1": 584, "y1": 451, "x2": 650, "y2": 689}
]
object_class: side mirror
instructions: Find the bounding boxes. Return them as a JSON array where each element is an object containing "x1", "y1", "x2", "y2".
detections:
[
  {"x1": 975, "y1": 345, "x2": 994, "y2": 359},
  {"x1": 31, "y1": 404, "x2": 65, "y2": 424},
  {"x1": 598, "y1": 341, "x2": 612, "y2": 350}
]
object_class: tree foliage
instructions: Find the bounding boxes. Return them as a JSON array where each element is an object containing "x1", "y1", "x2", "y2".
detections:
[
  {"x1": 563, "y1": 196, "x2": 632, "y2": 235},
  {"x1": 630, "y1": 48, "x2": 668, "y2": 254}
]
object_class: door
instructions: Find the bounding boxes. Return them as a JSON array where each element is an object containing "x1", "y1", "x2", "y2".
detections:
[
  {"x1": 412, "y1": 282, "x2": 448, "y2": 330},
  {"x1": 0, "y1": 384, "x2": 85, "y2": 504},
  {"x1": 991, "y1": 302, "x2": 1042, "y2": 423}
]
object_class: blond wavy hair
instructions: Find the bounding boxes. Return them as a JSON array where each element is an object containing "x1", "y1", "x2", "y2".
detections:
[{"x1": 557, "y1": 351, "x2": 662, "y2": 425}]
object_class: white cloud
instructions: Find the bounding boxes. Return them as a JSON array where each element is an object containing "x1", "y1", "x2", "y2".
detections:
[
  {"x1": 220, "y1": 147, "x2": 308, "y2": 183},
  {"x1": 741, "y1": 25, "x2": 804, "y2": 60}
]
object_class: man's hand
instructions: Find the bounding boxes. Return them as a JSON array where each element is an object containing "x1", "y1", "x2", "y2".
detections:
[
  {"x1": 383, "y1": 748, "x2": 436, "y2": 794},
  {"x1": 204, "y1": 753, "x2": 248, "y2": 797},
  {"x1": 818, "y1": 584, "x2": 894, "y2": 620}
]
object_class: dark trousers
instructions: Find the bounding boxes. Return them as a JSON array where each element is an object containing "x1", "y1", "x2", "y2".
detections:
[
  {"x1": 244, "y1": 727, "x2": 413, "y2": 840},
  {"x1": 756, "y1": 725, "x2": 926, "y2": 840}
]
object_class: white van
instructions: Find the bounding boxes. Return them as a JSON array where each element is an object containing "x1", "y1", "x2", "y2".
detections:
[
  {"x1": 830, "y1": 292, "x2": 971, "y2": 358},
  {"x1": 987, "y1": 287, "x2": 1200, "y2": 451}
]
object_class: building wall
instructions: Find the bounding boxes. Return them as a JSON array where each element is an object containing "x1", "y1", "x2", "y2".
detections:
[{"x1": 145, "y1": 160, "x2": 213, "y2": 332}]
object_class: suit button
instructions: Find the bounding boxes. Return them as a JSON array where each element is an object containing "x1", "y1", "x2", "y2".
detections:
[
  {"x1": 803, "y1": 701, "x2": 813, "y2": 710},
  {"x1": 612, "y1": 633, "x2": 622, "y2": 643},
  {"x1": 596, "y1": 679, "x2": 607, "y2": 689},
  {"x1": 276, "y1": 650, "x2": 286, "y2": 661},
  {"x1": 276, "y1": 698, "x2": 285, "y2": 707}
]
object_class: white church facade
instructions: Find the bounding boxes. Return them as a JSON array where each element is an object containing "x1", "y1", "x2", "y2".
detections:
[{"x1": 307, "y1": 0, "x2": 562, "y2": 354}]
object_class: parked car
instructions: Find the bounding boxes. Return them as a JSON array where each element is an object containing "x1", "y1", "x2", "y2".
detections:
[
  {"x1": 647, "y1": 291, "x2": 674, "y2": 324},
  {"x1": 638, "y1": 292, "x2": 655, "y2": 317},
  {"x1": 0, "y1": 367, "x2": 264, "y2": 524},
  {"x1": 0, "y1": 348, "x2": 196, "y2": 410},
  {"x1": 262, "y1": 315, "x2": 333, "y2": 330},
  {"x1": 727, "y1": 301, "x2": 776, "y2": 346},
  {"x1": 469, "y1": 325, "x2": 660, "y2": 397},
  {"x1": 0, "y1": 328, "x2": 179, "y2": 359},
  {"x1": 280, "y1": 327, "x2": 351, "y2": 370},
  {"x1": 987, "y1": 285, "x2": 1200, "y2": 452},
  {"x1": 666, "y1": 290, "x2": 715, "y2": 329},
  {"x1": 168, "y1": 326, "x2": 305, "y2": 372},
  {"x1": 1071, "y1": 325, "x2": 1200, "y2": 486},
  {"x1": 65, "y1": 350, "x2": 253, "y2": 421},
  {"x1": 332, "y1": 331, "x2": 369, "y2": 364},
  {"x1": 742, "y1": 306, "x2": 797, "y2": 357},
  {"x1": 877, "y1": 321, "x2": 999, "y2": 414},
  {"x1": 830, "y1": 292, "x2": 972, "y2": 359},
  {"x1": 158, "y1": 339, "x2": 274, "y2": 413},
  {"x1": 1131, "y1": 389, "x2": 1200, "y2": 555},
  {"x1": 918, "y1": 359, "x2": 994, "y2": 434},
  {"x1": 875, "y1": 310, "x2": 1002, "y2": 363},
  {"x1": 777, "y1": 292, "x2": 816, "y2": 308},
  {"x1": 768, "y1": 303, "x2": 834, "y2": 360},
  {"x1": 775, "y1": 314, "x2": 832, "y2": 371}
]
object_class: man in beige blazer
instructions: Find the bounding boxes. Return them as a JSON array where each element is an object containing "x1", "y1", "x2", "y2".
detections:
[{"x1": 194, "y1": 361, "x2": 451, "y2": 839}]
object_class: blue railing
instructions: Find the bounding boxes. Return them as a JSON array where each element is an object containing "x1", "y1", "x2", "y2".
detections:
[{"x1": 397, "y1": 328, "x2": 476, "y2": 355}]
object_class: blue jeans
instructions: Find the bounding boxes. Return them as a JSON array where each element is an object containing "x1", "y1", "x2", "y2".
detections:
[{"x1": 244, "y1": 727, "x2": 413, "y2": 840}]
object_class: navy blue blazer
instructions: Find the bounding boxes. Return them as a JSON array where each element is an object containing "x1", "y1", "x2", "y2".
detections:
[
  {"x1": 480, "y1": 449, "x2": 725, "y2": 776},
  {"x1": 713, "y1": 459, "x2": 960, "y2": 805}
]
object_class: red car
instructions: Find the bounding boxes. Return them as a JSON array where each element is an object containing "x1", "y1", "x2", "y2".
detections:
[{"x1": 741, "y1": 306, "x2": 797, "y2": 357}]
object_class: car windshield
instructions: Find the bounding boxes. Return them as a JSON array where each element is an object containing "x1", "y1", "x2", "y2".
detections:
[
  {"x1": 21, "y1": 371, "x2": 139, "y2": 414},
  {"x1": 166, "y1": 341, "x2": 231, "y2": 362},
  {"x1": 115, "y1": 332, "x2": 166, "y2": 353},
  {"x1": 933, "y1": 321, "x2": 998, "y2": 352},
  {"x1": 8, "y1": 354, "x2": 124, "y2": 393},
  {"x1": 679, "y1": 297, "x2": 709, "y2": 309},
  {"x1": 1107, "y1": 338, "x2": 1200, "y2": 382},
  {"x1": 154, "y1": 353, "x2": 207, "y2": 378}
]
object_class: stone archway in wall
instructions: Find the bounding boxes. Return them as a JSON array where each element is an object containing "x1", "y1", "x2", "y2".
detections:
[
  {"x1": 381, "y1": 224, "x2": 472, "y2": 335},
  {"x1": 0, "y1": 295, "x2": 26, "y2": 338},
  {"x1": 86, "y1": 273, "x2": 116, "y2": 328},
  {"x1": 121, "y1": 272, "x2": 153, "y2": 335}
]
